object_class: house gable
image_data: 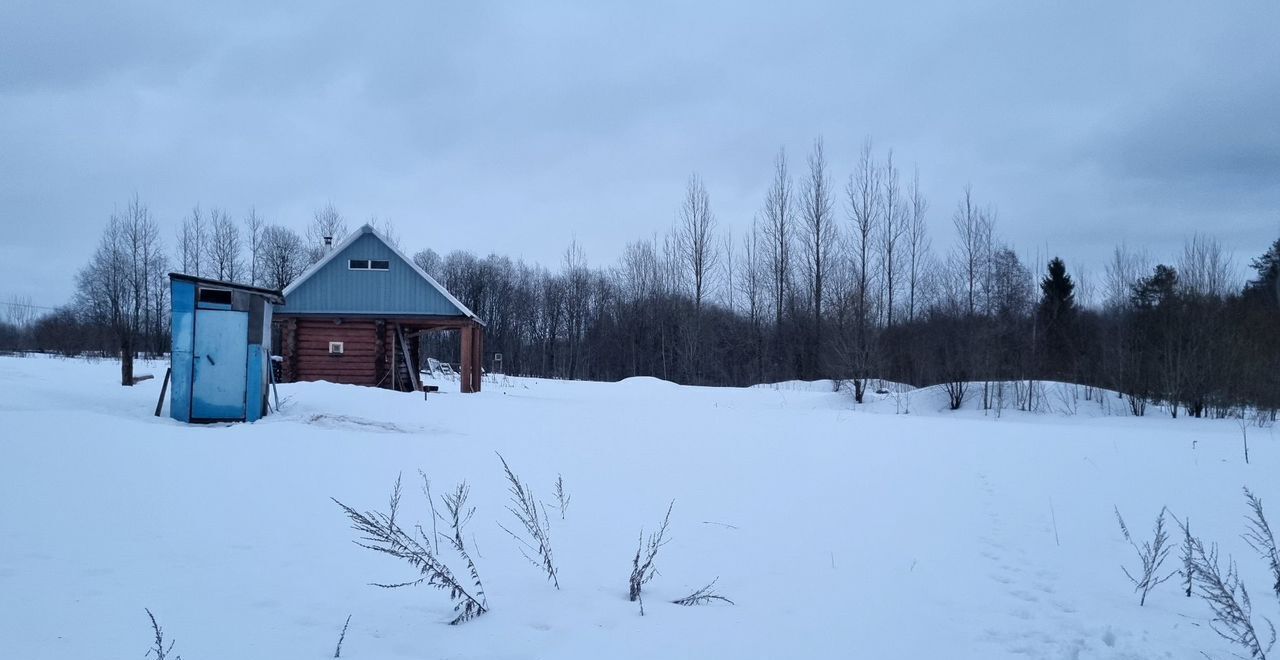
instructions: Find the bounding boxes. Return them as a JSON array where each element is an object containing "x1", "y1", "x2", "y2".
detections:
[{"x1": 278, "y1": 225, "x2": 476, "y2": 319}]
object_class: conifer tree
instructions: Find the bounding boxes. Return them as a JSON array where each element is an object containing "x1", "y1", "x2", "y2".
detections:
[{"x1": 1037, "y1": 257, "x2": 1077, "y2": 378}]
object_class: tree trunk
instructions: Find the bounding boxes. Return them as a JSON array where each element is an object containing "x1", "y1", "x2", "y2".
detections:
[{"x1": 120, "y1": 335, "x2": 135, "y2": 386}]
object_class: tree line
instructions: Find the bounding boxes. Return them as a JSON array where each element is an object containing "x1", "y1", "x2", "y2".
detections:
[{"x1": 2, "y1": 137, "x2": 1277, "y2": 416}]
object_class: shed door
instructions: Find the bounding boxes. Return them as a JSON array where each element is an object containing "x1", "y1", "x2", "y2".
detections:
[{"x1": 191, "y1": 309, "x2": 249, "y2": 420}]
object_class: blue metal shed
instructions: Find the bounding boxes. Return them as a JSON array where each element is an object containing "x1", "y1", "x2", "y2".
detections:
[{"x1": 168, "y1": 274, "x2": 285, "y2": 423}]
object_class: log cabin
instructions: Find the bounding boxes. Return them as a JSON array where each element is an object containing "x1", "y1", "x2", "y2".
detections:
[{"x1": 272, "y1": 224, "x2": 485, "y2": 392}]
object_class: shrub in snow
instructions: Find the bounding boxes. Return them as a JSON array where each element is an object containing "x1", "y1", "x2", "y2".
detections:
[
  {"x1": 496, "y1": 453, "x2": 559, "y2": 589},
  {"x1": 144, "y1": 608, "x2": 180, "y2": 660},
  {"x1": 671, "y1": 577, "x2": 734, "y2": 606},
  {"x1": 630, "y1": 501, "x2": 674, "y2": 611},
  {"x1": 1114, "y1": 506, "x2": 1174, "y2": 606},
  {"x1": 942, "y1": 379, "x2": 967, "y2": 410},
  {"x1": 552, "y1": 473, "x2": 571, "y2": 520},
  {"x1": 1244, "y1": 488, "x2": 1280, "y2": 604},
  {"x1": 333, "y1": 474, "x2": 489, "y2": 625},
  {"x1": 1184, "y1": 533, "x2": 1276, "y2": 659},
  {"x1": 1172, "y1": 513, "x2": 1195, "y2": 598}
]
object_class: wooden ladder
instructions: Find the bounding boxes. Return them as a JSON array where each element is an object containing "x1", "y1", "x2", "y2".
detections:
[{"x1": 396, "y1": 324, "x2": 422, "y2": 392}]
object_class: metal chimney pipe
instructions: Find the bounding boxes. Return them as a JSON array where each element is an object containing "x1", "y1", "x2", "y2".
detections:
[{"x1": 323, "y1": 235, "x2": 333, "y2": 248}]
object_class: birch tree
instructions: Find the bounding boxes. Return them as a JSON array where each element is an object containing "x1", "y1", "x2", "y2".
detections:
[
  {"x1": 798, "y1": 137, "x2": 837, "y2": 375},
  {"x1": 245, "y1": 207, "x2": 264, "y2": 286},
  {"x1": 878, "y1": 150, "x2": 908, "y2": 327},
  {"x1": 761, "y1": 148, "x2": 794, "y2": 375},
  {"x1": 905, "y1": 166, "x2": 931, "y2": 322},
  {"x1": 846, "y1": 138, "x2": 881, "y2": 401},
  {"x1": 205, "y1": 208, "x2": 242, "y2": 281}
]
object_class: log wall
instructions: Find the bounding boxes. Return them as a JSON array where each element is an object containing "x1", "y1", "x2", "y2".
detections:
[{"x1": 292, "y1": 318, "x2": 380, "y2": 386}]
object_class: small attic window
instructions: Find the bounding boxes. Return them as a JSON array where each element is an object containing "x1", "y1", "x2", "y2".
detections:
[
  {"x1": 349, "y1": 259, "x2": 390, "y2": 271},
  {"x1": 198, "y1": 288, "x2": 232, "y2": 305},
  {"x1": 329, "y1": 341, "x2": 344, "y2": 355}
]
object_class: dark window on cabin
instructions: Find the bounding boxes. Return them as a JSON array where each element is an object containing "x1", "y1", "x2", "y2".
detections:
[
  {"x1": 349, "y1": 259, "x2": 369, "y2": 270},
  {"x1": 198, "y1": 288, "x2": 233, "y2": 305},
  {"x1": 369, "y1": 260, "x2": 390, "y2": 270}
]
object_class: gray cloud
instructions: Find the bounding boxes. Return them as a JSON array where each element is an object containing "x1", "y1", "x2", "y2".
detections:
[{"x1": 1, "y1": 1, "x2": 1277, "y2": 304}]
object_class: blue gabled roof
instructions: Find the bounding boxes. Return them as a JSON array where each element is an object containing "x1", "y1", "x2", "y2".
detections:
[{"x1": 277, "y1": 224, "x2": 480, "y2": 321}]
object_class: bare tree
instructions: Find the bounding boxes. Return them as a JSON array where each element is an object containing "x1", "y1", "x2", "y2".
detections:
[
  {"x1": 177, "y1": 205, "x2": 206, "y2": 277},
  {"x1": 205, "y1": 208, "x2": 242, "y2": 281},
  {"x1": 761, "y1": 148, "x2": 794, "y2": 375},
  {"x1": 951, "y1": 185, "x2": 995, "y2": 316},
  {"x1": 77, "y1": 196, "x2": 164, "y2": 384},
  {"x1": 244, "y1": 207, "x2": 265, "y2": 286},
  {"x1": 371, "y1": 216, "x2": 401, "y2": 249},
  {"x1": 878, "y1": 150, "x2": 909, "y2": 327},
  {"x1": 799, "y1": 137, "x2": 837, "y2": 375},
  {"x1": 846, "y1": 138, "x2": 882, "y2": 401},
  {"x1": 905, "y1": 167, "x2": 931, "y2": 322},
  {"x1": 4, "y1": 294, "x2": 35, "y2": 329},
  {"x1": 258, "y1": 225, "x2": 307, "y2": 291},
  {"x1": 1179, "y1": 233, "x2": 1235, "y2": 298},
  {"x1": 307, "y1": 202, "x2": 348, "y2": 263},
  {"x1": 739, "y1": 219, "x2": 766, "y2": 381},
  {"x1": 677, "y1": 173, "x2": 719, "y2": 313},
  {"x1": 720, "y1": 227, "x2": 735, "y2": 313},
  {"x1": 1103, "y1": 243, "x2": 1148, "y2": 312},
  {"x1": 413, "y1": 248, "x2": 443, "y2": 280}
]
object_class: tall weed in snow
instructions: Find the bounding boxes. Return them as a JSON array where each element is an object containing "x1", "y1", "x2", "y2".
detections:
[
  {"x1": 1185, "y1": 534, "x2": 1276, "y2": 659},
  {"x1": 1172, "y1": 514, "x2": 1195, "y2": 598},
  {"x1": 671, "y1": 577, "x2": 734, "y2": 606},
  {"x1": 333, "y1": 614, "x2": 351, "y2": 658},
  {"x1": 496, "y1": 453, "x2": 559, "y2": 589},
  {"x1": 144, "y1": 608, "x2": 180, "y2": 660},
  {"x1": 552, "y1": 474, "x2": 571, "y2": 520},
  {"x1": 1115, "y1": 506, "x2": 1175, "y2": 606},
  {"x1": 630, "y1": 501, "x2": 674, "y2": 612},
  {"x1": 333, "y1": 474, "x2": 489, "y2": 625},
  {"x1": 1243, "y1": 488, "x2": 1280, "y2": 604}
]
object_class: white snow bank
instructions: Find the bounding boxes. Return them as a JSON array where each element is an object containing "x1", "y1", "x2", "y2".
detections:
[{"x1": 0, "y1": 354, "x2": 1276, "y2": 659}]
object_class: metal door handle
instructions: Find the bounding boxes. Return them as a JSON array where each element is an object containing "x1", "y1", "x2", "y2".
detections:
[{"x1": 206, "y1": 355, "x2": 216, "y2": 366}]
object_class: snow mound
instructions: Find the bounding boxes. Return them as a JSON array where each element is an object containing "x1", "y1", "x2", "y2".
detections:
[
  {"x1": 750, "y1": 379, "x2": 840, "y2": 393},
  {"x1": 615, "y1": 375, "x2": 679, "y2": 388},
  {"x1": 859, "y1": 379, "x2": 1138, "y2": 418}
]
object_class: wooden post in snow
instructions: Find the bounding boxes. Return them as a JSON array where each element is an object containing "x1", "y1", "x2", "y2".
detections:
[{"x1": 460, "y1": 325, "x2": 474, "y2": 393}]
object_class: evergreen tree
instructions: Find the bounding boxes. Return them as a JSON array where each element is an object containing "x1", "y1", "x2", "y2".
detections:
[
  {"x1": 1038, "y1": 257, "x2": 1076, "y2": 319},
  {"x1": 1037, "y1": 257, "x2": 1077, "y2": 377},
  {"x1": 1245, "y1": 237, "x2": 1280, "y2": 301},
  {"x1": 1131, "y1": 264, "x2": 1179, "y2": 309}
]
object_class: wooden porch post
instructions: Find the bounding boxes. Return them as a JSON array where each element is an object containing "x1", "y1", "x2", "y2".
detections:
[
  {"x1": 473, "y1": 324, "x2": 484, "y2": 393},
  {"x1": 460, "y1": 324, "x2": 475, "y2": 393}
]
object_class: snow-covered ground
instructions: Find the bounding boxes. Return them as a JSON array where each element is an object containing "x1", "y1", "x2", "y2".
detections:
[{"x1": 1, "y1": 354, "x2": 1276, "y2": 659}]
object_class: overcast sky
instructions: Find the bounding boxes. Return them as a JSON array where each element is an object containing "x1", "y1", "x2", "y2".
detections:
[{"x1": 2, "y1": 1, "x2": 1278, "y2": 305}]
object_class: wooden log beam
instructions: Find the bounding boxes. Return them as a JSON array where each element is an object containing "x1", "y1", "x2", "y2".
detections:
[{"x1": 460, "y1": 325, "x2": 474, "y2": 393}]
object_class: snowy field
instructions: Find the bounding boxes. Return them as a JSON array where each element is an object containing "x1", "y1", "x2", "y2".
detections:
[{"x1": 1, "y1": 354, "x2": 1277, "y2": 659}]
